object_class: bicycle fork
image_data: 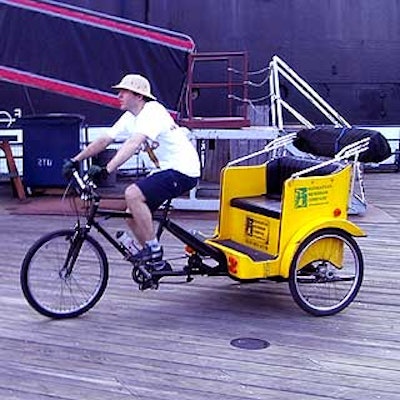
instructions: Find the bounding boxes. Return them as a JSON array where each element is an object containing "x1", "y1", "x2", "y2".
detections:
[{"x1": 60, "y1": 228, "x2": 86, "y2": 279}]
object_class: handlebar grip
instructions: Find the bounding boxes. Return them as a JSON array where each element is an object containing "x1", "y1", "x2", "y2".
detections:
[{"x1": 72, "y1": 170, "x2": 86, "y2": 191}]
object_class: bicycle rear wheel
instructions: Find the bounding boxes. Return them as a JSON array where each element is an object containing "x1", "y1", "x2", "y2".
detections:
[
  {"x1": 21, "y1": 229, "x2": 108, "y2": 319},
  {"x1": 289, "y1": 228, "x2": 364, "y2": 316}
]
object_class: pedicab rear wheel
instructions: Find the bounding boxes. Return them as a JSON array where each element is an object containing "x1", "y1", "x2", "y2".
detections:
[{"x1": 289, "y1": 228, "x2": 364, "y2": 316}]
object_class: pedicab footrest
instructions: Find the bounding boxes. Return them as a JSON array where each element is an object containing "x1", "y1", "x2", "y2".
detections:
[
  {"x1": 230, "y1": 196, "x2": 282, "y2": 219},
  {"x1": 213, "y1": 239, "x2": 276, "y2": 262}
]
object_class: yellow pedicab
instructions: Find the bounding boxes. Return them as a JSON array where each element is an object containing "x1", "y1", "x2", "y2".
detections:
[
  {"x1": 206, "y1": 136, "x2": 370, "y2": 316},
  {"x1": 20, "y1": 134, "x2": 370, "y2": 318}
]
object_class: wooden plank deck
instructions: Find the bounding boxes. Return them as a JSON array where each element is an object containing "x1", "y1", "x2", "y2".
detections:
[{"x1": 0, "y1": 172, "x2": 399, "y2": 400}]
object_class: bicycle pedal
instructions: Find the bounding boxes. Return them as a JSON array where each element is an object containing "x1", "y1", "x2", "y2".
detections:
[
  {"x1": 139, "y1": 279, "x2": 159, "y2": 291},
  {"x1": 147, "y1": 260, "x2": 172, "y2": 273}
]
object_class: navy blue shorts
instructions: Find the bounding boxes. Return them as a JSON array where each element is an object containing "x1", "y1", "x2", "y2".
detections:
[{"x1": 135, "y1": 169, "x2": 198, "y2": 211}]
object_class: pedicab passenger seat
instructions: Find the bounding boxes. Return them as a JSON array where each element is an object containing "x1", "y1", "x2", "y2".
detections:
[{"x1": 230, "y1": 156, "x2": 341, "y2": 219}]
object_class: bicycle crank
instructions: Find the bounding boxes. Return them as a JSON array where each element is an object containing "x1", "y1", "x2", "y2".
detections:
[{"x1": 131, "y1": 264, "x2": 159, "y2": 291}]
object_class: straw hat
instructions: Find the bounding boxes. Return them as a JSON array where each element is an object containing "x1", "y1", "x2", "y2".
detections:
[{"x1": 112, "y1": 74, "x2": 156, "y2": 100}]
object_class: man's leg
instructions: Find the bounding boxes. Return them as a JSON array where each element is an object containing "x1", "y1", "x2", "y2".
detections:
[
  {"x1": 124, "y1": 183, "x2": 164, "y2": 265},
  {"x1": 124, "y1": 183, "x2": 155, "y2": 246}
]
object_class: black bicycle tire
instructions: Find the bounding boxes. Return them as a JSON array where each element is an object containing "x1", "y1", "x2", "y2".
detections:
[
  {"x1": 20, "y1": 229, "x2": 109, "y2": 319},
  {"x1": 288, "y1": 228, "x2": 364, "y2": 317}
]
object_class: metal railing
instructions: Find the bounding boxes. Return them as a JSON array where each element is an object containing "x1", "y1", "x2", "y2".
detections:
[{"x1": 269, "y1": 55, "x2": 351, "y2": 130}]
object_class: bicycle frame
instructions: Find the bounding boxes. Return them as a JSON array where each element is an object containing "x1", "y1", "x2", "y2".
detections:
[{"x1": 71, "y1": 171, "x2": 227, "y2": 281}]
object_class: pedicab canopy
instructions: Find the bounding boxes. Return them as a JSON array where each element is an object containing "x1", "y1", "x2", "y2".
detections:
[
  {"x1": 0, "y1": 0, "x2": 196, "y2": 125},
  {"x1": 293, "y1": 127, "x2": 392, "y2": 163}
]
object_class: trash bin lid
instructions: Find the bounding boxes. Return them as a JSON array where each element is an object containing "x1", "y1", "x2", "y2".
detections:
[{"x1": 19, "y1": 113, "x2": 85, "y2": 125}]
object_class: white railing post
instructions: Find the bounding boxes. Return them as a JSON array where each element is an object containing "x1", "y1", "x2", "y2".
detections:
[{"x1": 268, "y1": 55, "x2": 352, "y2": 129}]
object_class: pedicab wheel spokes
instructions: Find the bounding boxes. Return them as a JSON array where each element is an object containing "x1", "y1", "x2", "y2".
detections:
[
  {"x1": 288, "y1": 228, "x2": 364, "y2": 317},
  {"x1": 20, "y1": 229, "x2": 109, "y2": 319}
]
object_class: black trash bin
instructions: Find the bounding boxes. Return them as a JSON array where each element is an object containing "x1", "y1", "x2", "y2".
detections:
[{"x1": 21, "y1": 114, "x2": 84, "y2": 189}]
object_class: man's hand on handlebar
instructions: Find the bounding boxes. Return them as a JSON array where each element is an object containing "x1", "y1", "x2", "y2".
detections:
[
  {"x1": 87, "y1": 165, "x2": 109, "y2": 184},
  {"x1": 62, "y1": 158, "x2": 79, "y2": 180}
]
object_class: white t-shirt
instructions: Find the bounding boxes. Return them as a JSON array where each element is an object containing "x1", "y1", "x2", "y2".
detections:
[{"x1": 107, "y1": 101, "x2": 201, "y2": 178}]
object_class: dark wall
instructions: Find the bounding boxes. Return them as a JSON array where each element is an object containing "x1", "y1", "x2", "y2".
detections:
[{"x1": 22, "y1": 0, "x2": 400, "y2": 125}]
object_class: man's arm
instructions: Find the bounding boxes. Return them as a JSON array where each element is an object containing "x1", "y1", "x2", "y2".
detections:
[
  {"x1": 106, "y1": 133, "x2": 146, "y2": 173},
  {"x1": 72, "y1": 134, "x2": 114, "y2": 162}
]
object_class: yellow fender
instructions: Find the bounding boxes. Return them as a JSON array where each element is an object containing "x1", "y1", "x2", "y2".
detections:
[{"x1": 279, "y1": 218, "x2": 366, "y2": 278}]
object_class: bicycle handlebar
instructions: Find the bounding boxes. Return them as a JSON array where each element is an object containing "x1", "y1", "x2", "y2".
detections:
[{"x1": 71, "y1": 169, "x2": 99, "y2": 201}]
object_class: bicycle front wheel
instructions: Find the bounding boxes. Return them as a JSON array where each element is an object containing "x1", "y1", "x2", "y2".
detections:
[
  {"x1": 21, "y1": 229, "x2": 109, "y2": 319},
  {"x1": 289, "y1": 228, "x2": 364, "y2": 316}
]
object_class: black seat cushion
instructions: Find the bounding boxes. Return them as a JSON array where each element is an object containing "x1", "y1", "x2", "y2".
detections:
[
  {"x1": 266, "y1": 156, "x2": 339, "y2": 197},
  {"x1": 230, "y1": 196, "x2": 281, "y2": 219}
]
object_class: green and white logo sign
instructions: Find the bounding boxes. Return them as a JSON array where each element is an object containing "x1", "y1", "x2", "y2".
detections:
[{"x1": 294, "y1": 184, "x2": 332, "y2": 208}]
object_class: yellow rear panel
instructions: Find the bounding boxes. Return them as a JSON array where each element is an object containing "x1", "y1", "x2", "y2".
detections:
[{"x1": 279, "y1": 165, "x2": 351, "y2": 249}]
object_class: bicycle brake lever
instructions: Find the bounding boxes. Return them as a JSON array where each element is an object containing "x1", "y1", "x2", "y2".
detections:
[{"x1": 82, "y1": 173, "x2": 98, "y2": 188}]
